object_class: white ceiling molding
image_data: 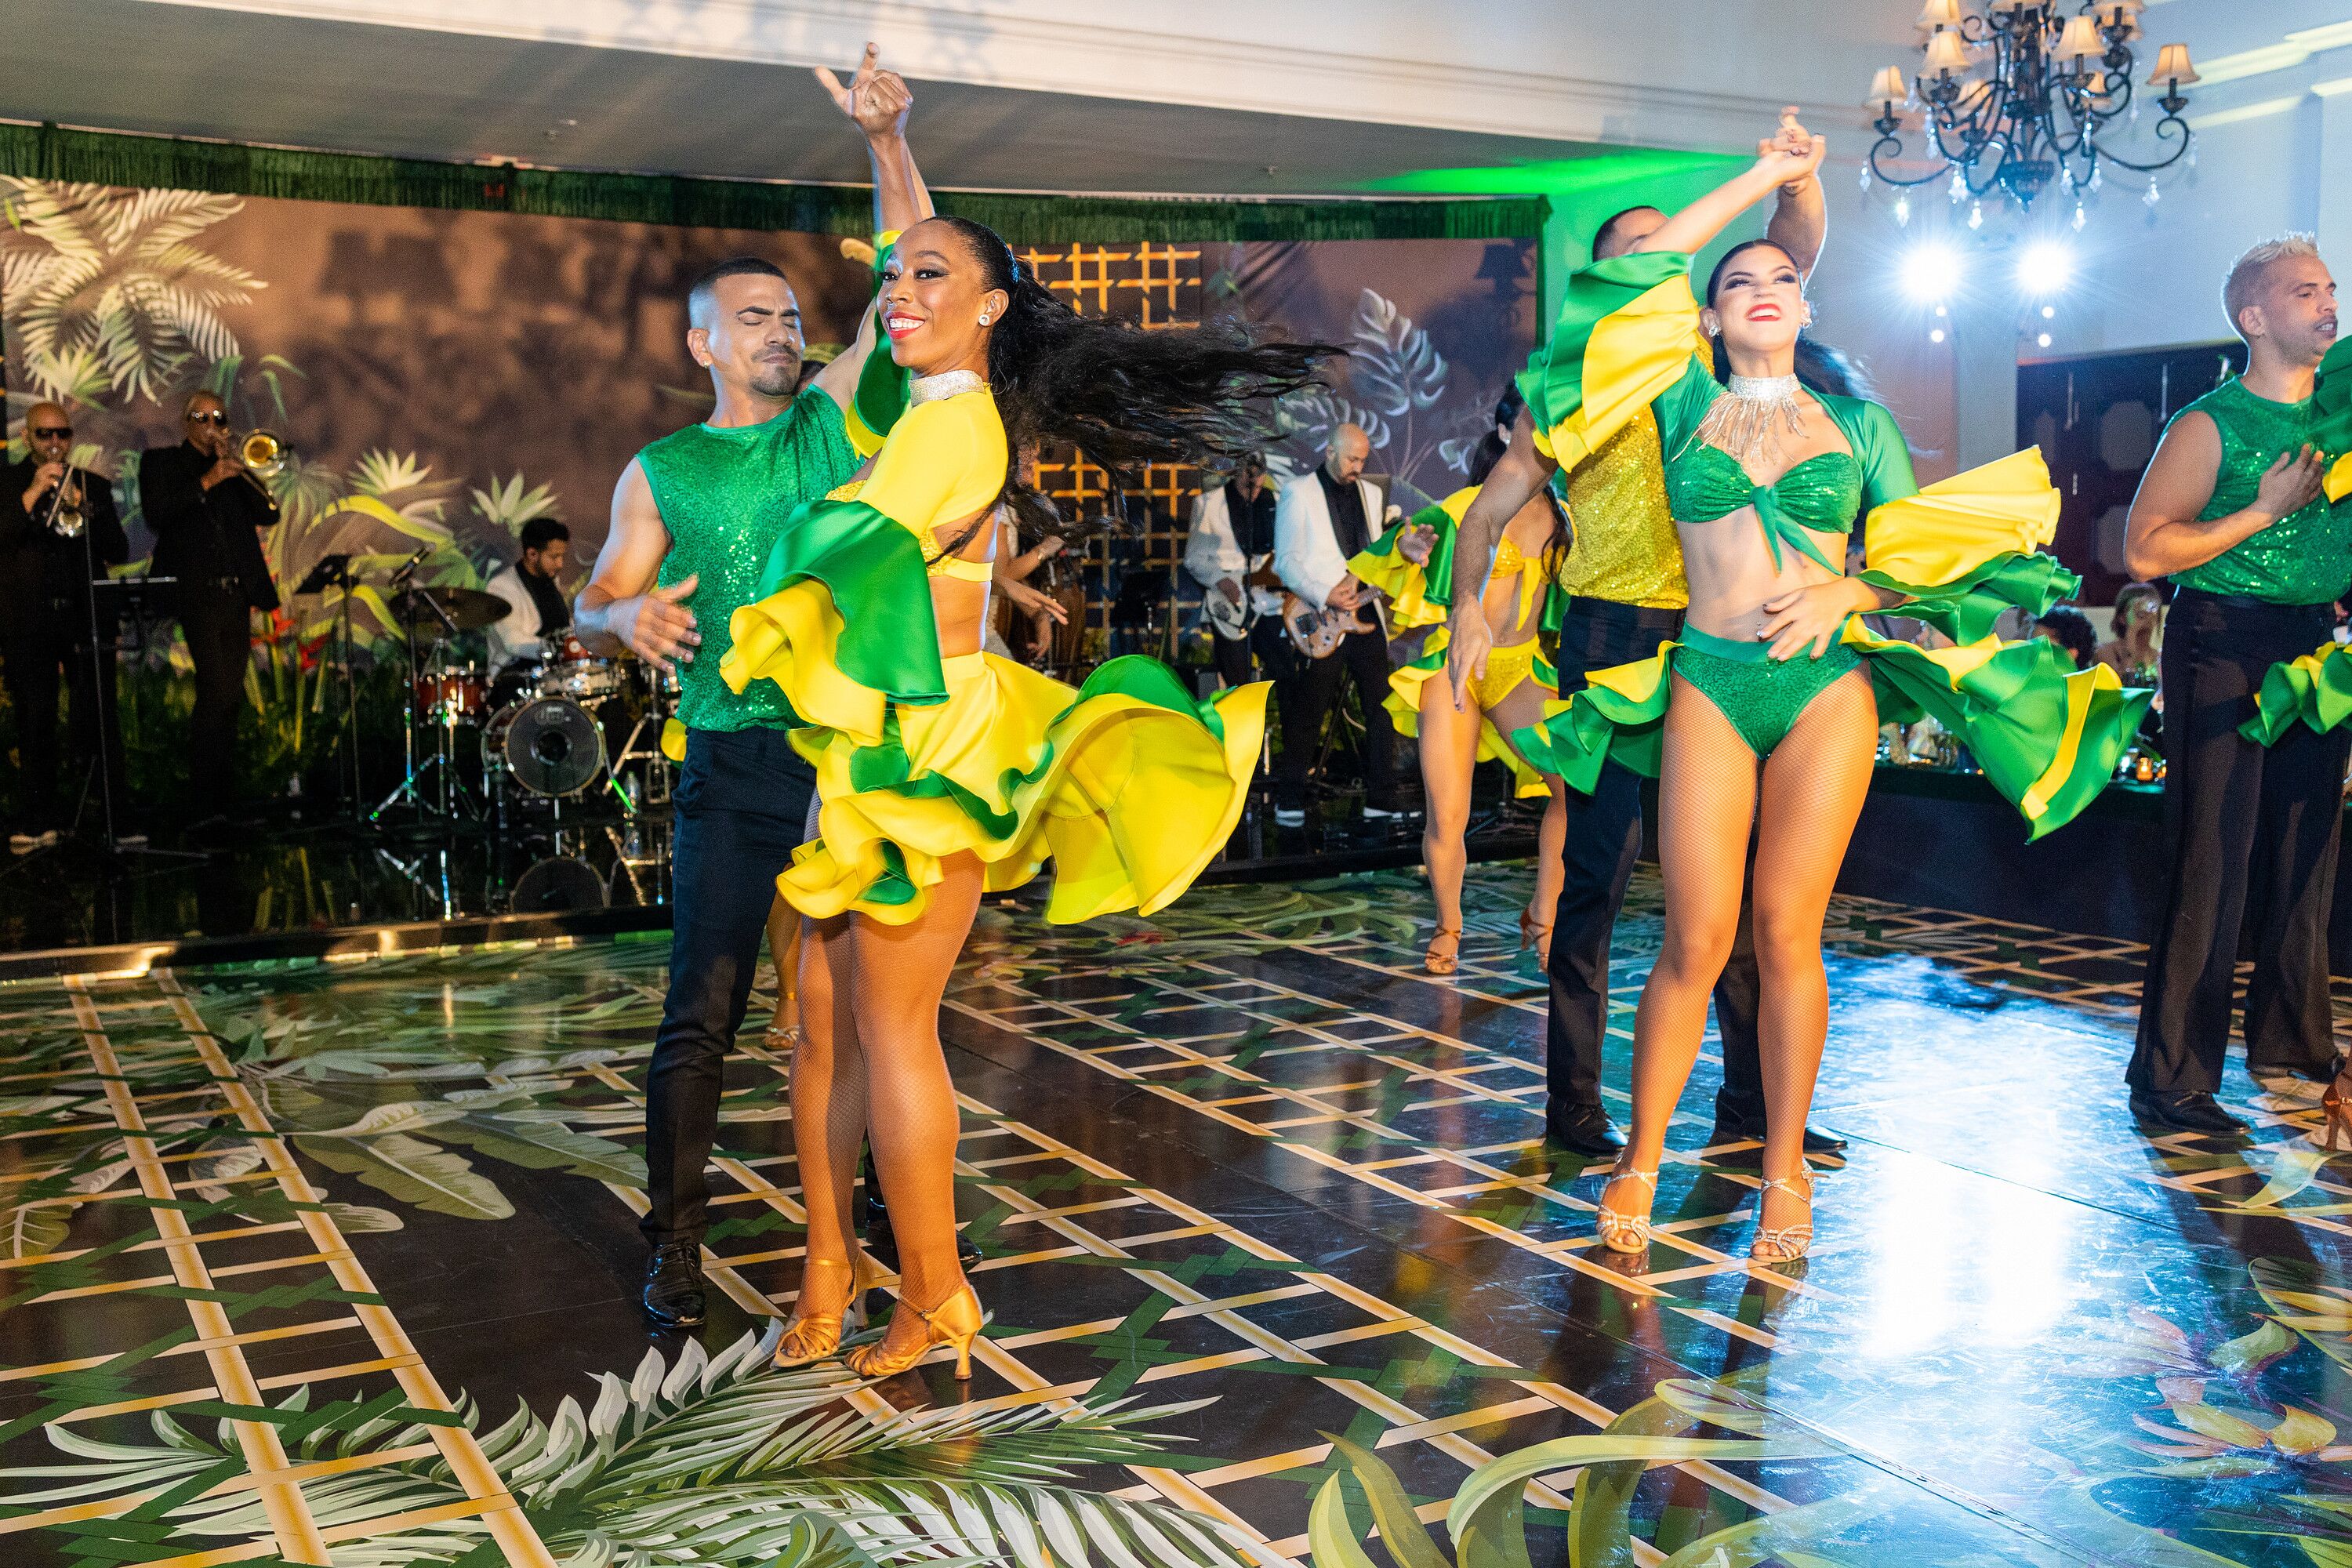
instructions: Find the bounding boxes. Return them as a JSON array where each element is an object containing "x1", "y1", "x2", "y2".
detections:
[
  {"x1": 130, "y1": 0, "x2": 1876, "y2": 153},
  {"x1": 2191, "y1": 19, "x2": 2352, "y2": 88}
]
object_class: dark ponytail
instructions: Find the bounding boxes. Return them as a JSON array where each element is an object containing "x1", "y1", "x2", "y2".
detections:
[{"x1": 927, "y1": 216, "x2": 1339, "y2": 535}]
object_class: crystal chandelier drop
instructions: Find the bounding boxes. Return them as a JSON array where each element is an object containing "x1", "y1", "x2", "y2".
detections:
[{"x1": 1860, "y1": 0, "x2": 2198, "y2": 214}]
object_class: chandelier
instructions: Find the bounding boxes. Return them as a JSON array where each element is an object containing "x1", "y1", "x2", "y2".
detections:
[{"x1": 1861, "y1": 0, "x2": 2199, "y2": 225}]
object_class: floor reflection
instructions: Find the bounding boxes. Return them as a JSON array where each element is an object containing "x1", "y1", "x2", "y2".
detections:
[{"x1": 3, "y1": 864, "x2": 2349, "y2": 1566}]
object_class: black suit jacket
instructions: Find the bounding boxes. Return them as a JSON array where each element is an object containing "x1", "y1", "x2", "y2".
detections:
[
  {"x1": 0, "y1": 456, "x2": 129, "y2": 635},
  {"x1": 141, "y1": 441, "x2": 279, "y2": 612}
]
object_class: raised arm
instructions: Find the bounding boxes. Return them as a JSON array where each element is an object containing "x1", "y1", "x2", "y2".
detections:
[
  {"x1": 1759, "y1": 108, "x2": 1828, "y2": 277},
  {"x1": 813, "y1": 48, "x2": 935, "y2": 412},
  {"x1": 1443, "y1": 409, "x2": 1558, "y2": 707},
  {"x1": 1632, "y1": 129, "x2": 1825, "y2": 260},
  {"x1": 2124, "y1": 412, "x2": 2322, "y2": 581},
  {"x1": 574, "y1": 458, "x2": 700, "y2": 674}
]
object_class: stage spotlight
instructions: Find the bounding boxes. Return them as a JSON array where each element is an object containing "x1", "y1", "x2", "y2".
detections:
[
  {"x1": 2016, "y1": 241, "x2": 2074, "y2": 296},
  {"x1": 1905, "y1": 242, "x2": 1962, "y2": 303},
  {"x1": 1930, "y1": 327, "x2": 1947, "y2": 343},
  {"x1": 2038, "y1": 332, "x2": 2053, "y2": 347}
]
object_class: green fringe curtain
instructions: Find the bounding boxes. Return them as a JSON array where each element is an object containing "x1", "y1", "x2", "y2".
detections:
[{"x1": 0, "y1": 122, "x2": 1548, "y2": 245}]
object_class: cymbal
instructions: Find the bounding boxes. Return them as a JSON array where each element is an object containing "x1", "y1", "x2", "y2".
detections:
[{"x1": 388, "y1": 585, "x2": 510, "y2": 633}]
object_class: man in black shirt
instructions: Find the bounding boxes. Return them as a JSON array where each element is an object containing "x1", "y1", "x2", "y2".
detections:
[
  {"x1": 3, "y1": 402, "x2": 129, "y2": 845},
  {"x1": 141, "y1": 392, "x2": 280, "y2": 815},
  {"x1": 1182, "y1": 452, "x2": 1284, "y2": 691}
]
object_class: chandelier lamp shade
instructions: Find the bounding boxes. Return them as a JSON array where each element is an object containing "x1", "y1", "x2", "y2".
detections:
[{"x1": 1862, "y1": 0, "x2": 2196, "y2": 213}]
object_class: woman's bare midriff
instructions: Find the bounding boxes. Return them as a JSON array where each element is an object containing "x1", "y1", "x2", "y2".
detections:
[
  {"x1": 929, "y1": 506, "x2": 996, "y2": 659},
  {"x1": 1483, "y1": 498, "x2": 1559, "y2": 648},
  {"x1": 1676, "y1": 507, "x2": 1847, "y2": 644}
]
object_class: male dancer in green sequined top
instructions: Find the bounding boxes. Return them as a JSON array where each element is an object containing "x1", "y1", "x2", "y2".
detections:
[
  {"x1": 573, "y1": 46, "x2": 932, "y2": 1327},
  {"x1": 2122, "y1": 234, "x2": 2347, "y2": 1135}
]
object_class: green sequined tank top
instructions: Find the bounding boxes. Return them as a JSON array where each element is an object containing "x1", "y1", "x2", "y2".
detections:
[
  {"x1": 636, "y1": 387, "x2": 859, "y2": 731},
  {"x1": 2171, "y1": 377, "x2": 2352, "y2": 606}
]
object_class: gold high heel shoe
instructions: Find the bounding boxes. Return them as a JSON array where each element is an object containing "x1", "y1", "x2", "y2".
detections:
[
  {"x1": 1749, "y1": 1171, "x2": 1815, "y2": 1263},
  {"x1": 2318, "y1": 1073, "x2": 2352, "y2": 1152},
  {"x1": 846, "y1": 1280, "x2": 985, "y2": 1381},
  {"x1": 1595, "y1": 1163, "x2": 1657, "y2": 1254},
  {"x1": 773, "y1": 1253, "x2": 874, "y2": 1367},
  {"x1": 1423, "y1": 928, "x2": 1463, "y2": 976},
  {"x1": 1519, "y1": 910, "x2": 1552, "y2": 964}
]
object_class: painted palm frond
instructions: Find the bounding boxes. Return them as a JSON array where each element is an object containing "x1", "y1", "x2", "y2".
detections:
[
  {"x1": 1347, "y1": 290, "x2": 1446, "y2": 421},
  {"x1": 0, "y1": 178, "x2": 260, "y2": 405},
  {"x1": 472, "y1": 472, "x2": 564, "y2": 534},
  {"x1": 0, "y1": 1327, "x2": 1267, "y2": 1568}
]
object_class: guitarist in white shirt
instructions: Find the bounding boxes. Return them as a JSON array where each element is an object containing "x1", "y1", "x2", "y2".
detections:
[
  {"x1": 1183, "y1": 451, "x2": 1282, "y2": 691},
  {"x1": 1272, "y1": 423, "x2": 1405, "y2": 825}
]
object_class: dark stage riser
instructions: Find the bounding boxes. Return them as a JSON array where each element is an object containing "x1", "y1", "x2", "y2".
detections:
[{"x1": 1826, "y1": 767, "x2": 2352, "y2": 974}]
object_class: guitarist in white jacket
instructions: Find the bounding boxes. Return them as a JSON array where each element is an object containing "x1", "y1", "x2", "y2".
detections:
[{"x1": 1272, "y1": 423, "x2": 1404, "y2": 825}]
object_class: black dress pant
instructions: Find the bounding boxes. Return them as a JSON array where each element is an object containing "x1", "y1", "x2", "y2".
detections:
[
  {"x1": 2, "y1": 619, "x2": 63, "y2": 829},
  {"x1": 179, "y1": 587, "x2": 252, "y2": 808},
  {"x1": 1546, "y1": 597, "x2": 1765, "y2": 1128},
  {"x1": 1275, "y1": 624, "x2": 1397, "y2": 809},
  {"x1": 641, "y1": 725, "x2": 818, "y2": 1247},
  {"x1": 2129, "y1": 589, "x2": 2348, "y2": 1094}
]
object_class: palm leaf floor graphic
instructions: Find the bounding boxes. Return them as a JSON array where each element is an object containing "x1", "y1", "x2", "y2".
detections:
[{"x1": 10, "y1": 867, "x2": 2352, "y2": 1565}]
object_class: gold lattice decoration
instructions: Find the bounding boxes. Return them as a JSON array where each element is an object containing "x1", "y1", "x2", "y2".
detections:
[{"x1": 1012, "y1": 244, "x2": 1208, "y2": 620}]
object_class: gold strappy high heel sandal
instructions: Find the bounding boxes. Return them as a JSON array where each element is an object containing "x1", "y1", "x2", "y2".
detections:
[
  {"x1": 1749, "y1": 1171, "x2": 1815, "y2": 1263},
  {"x1": 1519, "y1": 910, "x2": 1552, "y2": 964},
  {"x1": 1596, "y1": 1163, "x2": 1658, "y2": 1254},
  {"x1": 1424, "y1": 928, "x2": 1463, "y2": 976},
  {"x1": 773, "y1": 1253, "x2": 875, "y2": 1367},
  {"x1": 845, "y1": 1280, "x2": 985, "y2": 1381}
]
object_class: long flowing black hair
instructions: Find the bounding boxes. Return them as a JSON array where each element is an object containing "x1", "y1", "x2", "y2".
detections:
[
  {"x1": 920, "y1": 216, "x2": 1339, "y2": 536},
  {"x1": 1703, "y1": 238, "x2": 1879, "y2": 403}
]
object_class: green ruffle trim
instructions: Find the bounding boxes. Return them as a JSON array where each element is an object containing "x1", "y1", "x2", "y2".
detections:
[
  {"x1": 2243, "y1": 641, "x2": 2352, "y2": 746},
  {"x1": 1512, "y1": 624, "x2": 2151, "y2": 840},
  {"x1": 2314, "y1": 337, "x2": 2352, "y2": 456},
  {"x1": 1515, "y1": 249, "x2": 1693, "y2": 450},
  {"x1": 1857, "y1": 550, "x2": 2080, "y2": 647},
  {"x1": 820, "y1": 655, "x2": 1246, "y2": 913},
  {"x1": 753, "y1": 498, "x2": 947, "y2": 703},
  {"x1": 1349, "y1": 503, "x2": 1458, "y2": 630}
]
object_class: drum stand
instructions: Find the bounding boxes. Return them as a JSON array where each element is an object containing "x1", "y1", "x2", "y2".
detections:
[
  {"x1": 370, "y1": 585, "x2": 478, "y2": 826},
  {"x1": 604, "y1": 662, "x2": 675, "y2": 818},
  {"x1": 293, "y1": 554, "x2": 364, "y2": 820}
]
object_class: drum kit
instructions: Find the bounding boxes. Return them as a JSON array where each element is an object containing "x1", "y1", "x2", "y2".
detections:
[{"x1": 368, "y1": 583, "x2": 675, "y2": 829}]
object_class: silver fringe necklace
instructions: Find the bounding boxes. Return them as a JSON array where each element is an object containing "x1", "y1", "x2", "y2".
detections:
[{"x1": 1695, "y1": 372, "x2": 1806, "y2": 469}]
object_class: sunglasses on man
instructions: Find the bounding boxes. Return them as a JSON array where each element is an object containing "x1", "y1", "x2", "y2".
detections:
[
  {"x1": 187, "y1": 409, "x2": 230, "y2": 426},
  {"x1": 29, "y1": 425, "x2": 71, "y2": 441}
]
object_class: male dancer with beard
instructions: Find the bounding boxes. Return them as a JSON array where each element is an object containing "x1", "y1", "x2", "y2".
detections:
[
  {"x1": 1446, "y1": 110, "x2": 1847, "y2": 1162},
  {"x1": 573, "y1": 46, "x2": 931, "y2": 1327}
]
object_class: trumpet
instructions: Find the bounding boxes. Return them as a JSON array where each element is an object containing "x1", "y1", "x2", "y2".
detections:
[
  {"x1": 38, "y1": 467, "x2": 85, "y2": 539},
  {"x1": 231, "y1": 428, "x2": 289, "y2": 510}
]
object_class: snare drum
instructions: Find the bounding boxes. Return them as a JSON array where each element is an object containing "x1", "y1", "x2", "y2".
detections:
[
  {"x1": 415, "y1": 665, "x2": 485, "y2": 727},
  {"x1": 540, "y1": 636, "x2": 625, "y2": 704}
]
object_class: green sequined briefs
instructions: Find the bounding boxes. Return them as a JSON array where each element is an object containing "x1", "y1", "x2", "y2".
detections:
[
  {"x1": 2172, "y1": 377, "x2": 2352, "y2": 606},
  {"x1": 635, "y1": 387, "x2": 860, "y2": 732}
]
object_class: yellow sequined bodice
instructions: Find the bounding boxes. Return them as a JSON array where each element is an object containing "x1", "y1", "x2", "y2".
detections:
[{"x1": 1555, "y1": 407, "x2": 1688, "y2": 611}]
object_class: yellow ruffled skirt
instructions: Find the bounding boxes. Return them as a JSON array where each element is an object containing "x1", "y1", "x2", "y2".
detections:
[{"x1": 782, "y1": 652, "x2": 1269, "y2": 925}]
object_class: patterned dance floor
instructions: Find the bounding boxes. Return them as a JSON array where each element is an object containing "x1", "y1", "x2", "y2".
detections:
[{"x1": 5, "y1": 863, "x2": 2350, "y2": 1566}]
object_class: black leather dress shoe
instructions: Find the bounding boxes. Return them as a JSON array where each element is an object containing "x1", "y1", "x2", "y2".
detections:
[
  {"x1": 1544, "y1": 1106, "x2": 1625, "y2": 1157},
  {"x1": 1707, "y1": 1109, "x2": 1849, "y2": 1156},
  {"x1": 641, "y1": 1240, "x2": 707, "y2": 1328},
  {"x1": 2129, "y1": 1088, "x2": 2248, "y2": 1135}
]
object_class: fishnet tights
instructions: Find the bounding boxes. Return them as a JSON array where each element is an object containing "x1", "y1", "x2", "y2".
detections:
[
  {"x1": 788, "y1": 854, "x2": 985, "y2": 1359},
  {"x1": 1603, "y1": 666, "x2": 1876, "y2": 1241}
]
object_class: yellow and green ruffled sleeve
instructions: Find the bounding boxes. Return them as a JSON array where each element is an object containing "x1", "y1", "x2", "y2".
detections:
[
  {"x1": 1516, "y1": 250, "x2": 1711, "y2": 470},
  {"x1": 844, "y1": 229, "x2": 912, "y2": 458},
  {"x1": 1348, "y1": 487, "x2": 1475, "y2": 632},
  {"x1": 721, "y1": 392, "x2": 1007, "y2": 747},
  {"x1": 1853, "y1": 446, "x2": 2074, "y2": 644},
  {"x1": 2315, "y1": 336, "x2": 2352, "y2": 503}
]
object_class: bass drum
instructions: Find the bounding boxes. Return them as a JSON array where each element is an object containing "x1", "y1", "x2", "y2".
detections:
[{"x1": 484, "y1": 696, "x2": 606, "y2": 797}]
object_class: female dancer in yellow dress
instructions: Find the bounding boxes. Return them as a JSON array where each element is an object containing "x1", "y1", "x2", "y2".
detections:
[
  {"x1": 1349, "y1": 399, "x2": 1569, "y2": 974},
  {"x1": 723, "y1": 215, "x2": 1323, "y2": 1378},
  {"x1": 1453, "y1": 161, "x2": 2146, "y2": 1264}
]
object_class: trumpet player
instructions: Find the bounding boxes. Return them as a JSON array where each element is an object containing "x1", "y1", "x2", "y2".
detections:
[
  {"x1": 3, "y1": 402, "x2": 127, "y2": 848},
  {"x1": 143, "y1": 391, "x2": 281, "y2": 818}
]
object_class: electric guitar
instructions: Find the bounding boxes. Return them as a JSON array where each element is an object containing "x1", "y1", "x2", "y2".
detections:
[
  {"x1": 1203, "y1": 557, "x2": 1283, "y2": 639},
  {"x1": 1283, "y1": 592, "x2": 1377, "y2": 659}
]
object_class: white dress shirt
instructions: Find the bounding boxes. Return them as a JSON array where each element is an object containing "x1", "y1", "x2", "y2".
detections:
[{"x1": 1274, "y1": 469, "x2": 1386, "y2": 611}]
